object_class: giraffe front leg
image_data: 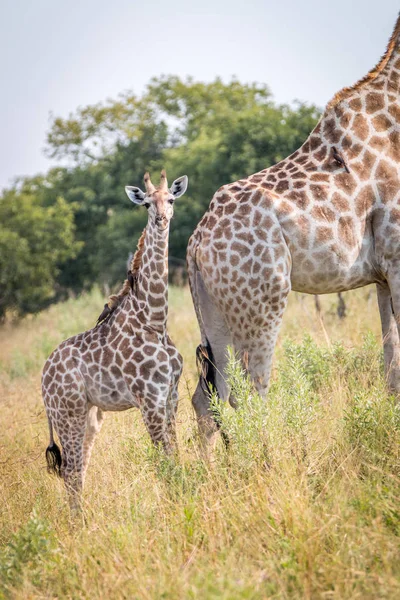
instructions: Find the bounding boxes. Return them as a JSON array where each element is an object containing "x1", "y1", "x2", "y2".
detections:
[
  {"x1": 165, "y1": 352, "x2": 183, "y2": 454},
  {"x1": 140, "y1": 393, "x2": 172, "y2": 454},
  {"x1": 166, "y1": 382, "x2": 179, "y2": 454}
]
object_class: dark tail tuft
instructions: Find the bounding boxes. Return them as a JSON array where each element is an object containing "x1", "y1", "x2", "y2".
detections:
[
  {"x1": 196, "y1": 340, "x2": 229, "y2": 448},
  {"x1": 196, "y1": 340, "x2": 217, "y2": 396},
  {"x1": 46, "y1": 443, "x2": 62, "y2": 477}
]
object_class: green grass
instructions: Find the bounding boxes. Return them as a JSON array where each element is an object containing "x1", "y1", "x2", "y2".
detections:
[{"x1": 1, "y1": 286, "x2": 399, "y2": 599}]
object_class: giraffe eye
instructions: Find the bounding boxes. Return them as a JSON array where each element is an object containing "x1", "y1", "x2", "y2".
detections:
[
  {"x1": 144, "y1": 202, "x2": 150, "y2": 209},
  {"x1": 168, "y1": 198, "x2": 174, "y2": 205}
]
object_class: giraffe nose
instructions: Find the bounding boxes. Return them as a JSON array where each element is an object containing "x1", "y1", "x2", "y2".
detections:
[{"x1": 155, "y1": 215, "x2": 163, "y2": 224}]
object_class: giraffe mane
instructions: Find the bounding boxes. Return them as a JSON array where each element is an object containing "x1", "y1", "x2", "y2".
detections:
[
  {"x1": 107, "y1": 228, "x2": 147, "y2": 312},
  {"x1": 327, "y1": 12, "x2": 400, "y2": 109}
]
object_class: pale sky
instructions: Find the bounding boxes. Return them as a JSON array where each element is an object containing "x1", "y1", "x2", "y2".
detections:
[{"x1": 0, "y1": 0, "x2": 398, "y2": 190}]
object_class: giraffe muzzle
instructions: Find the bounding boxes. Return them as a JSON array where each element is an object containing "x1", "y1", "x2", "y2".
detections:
[{"x1": 155, "y1": 215, "x2": 168, "y2": 229}]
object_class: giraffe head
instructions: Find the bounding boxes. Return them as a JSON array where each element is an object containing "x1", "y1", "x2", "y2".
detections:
[{"x1": 125, "y1": 170, "x2": 188, "y2": 230}]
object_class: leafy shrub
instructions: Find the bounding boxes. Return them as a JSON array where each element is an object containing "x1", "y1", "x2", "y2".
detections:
[{"x1": 0, "y1": 509, "x2": 57, "y2": 596}]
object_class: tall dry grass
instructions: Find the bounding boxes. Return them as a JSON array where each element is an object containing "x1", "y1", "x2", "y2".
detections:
[{"x1": 0, "y1": 286, "x2": 399, "y2": 599}]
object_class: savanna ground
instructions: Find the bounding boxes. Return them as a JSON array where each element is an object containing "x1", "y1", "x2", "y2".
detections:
[{"x1": 1, "y1": 286, "x2": 400, "y2": 599}]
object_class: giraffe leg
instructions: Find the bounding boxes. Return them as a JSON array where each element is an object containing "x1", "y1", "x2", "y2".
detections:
[
  {"x1": 82, "y1": 404, "x2": 104, "y2": 484},
  {"x1": 141, "y1": 396, "x2": 172, "y2": 454},
  {"x1": 235, "y1": 306, "x2": 288, "y2": 399},
  {"x1": 337, "y1": 292, "x2": 346, "y2": 319},
  {"x1": 43, "y1": 366, "x2": 89, "y2": 512},
  {"x1": 191, "y1": 278, "x2": 233, "y2": 453},
  {"x1": 377, "y1": 281, "x2": 400, "y2": 394},
  {"x1": 166, "y1": 373, "x2": 181, "y2": 453},
  {"x1": 165, "y1": 341, "x2": 183, "y2": 454},
  {"x1": 54, "y1": 410, "x2": 88, "y2": 513}
]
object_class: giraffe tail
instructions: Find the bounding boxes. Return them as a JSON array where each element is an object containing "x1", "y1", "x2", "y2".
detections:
[{"x1": 45, "y1": 416, "x2": 62, "y2": 477}]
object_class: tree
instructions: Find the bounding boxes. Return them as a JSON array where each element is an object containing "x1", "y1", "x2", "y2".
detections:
[{"x1": 0, "y1": 190, "x2": 81, "y2": 318}]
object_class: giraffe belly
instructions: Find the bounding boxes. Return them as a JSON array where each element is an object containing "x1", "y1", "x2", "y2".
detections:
[
  {"x1": 289, "y1": 246, "x2": 378, "y2": 294},
  {"x1": 82, "y1": 364, "x2": 139, "y2": 411}
]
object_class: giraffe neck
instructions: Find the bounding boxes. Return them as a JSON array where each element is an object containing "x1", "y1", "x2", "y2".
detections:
[
  {"x1": 273, "y1": 54, "x2": 400, "y2": 187},
  {"x1": 136, "y1": 220, "x2": 169, "y2": 333}
]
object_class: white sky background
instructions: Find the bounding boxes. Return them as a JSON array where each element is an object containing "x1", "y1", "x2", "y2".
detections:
[{"x1": 0, "y1": 0, "x2": 398, "y2": 190}]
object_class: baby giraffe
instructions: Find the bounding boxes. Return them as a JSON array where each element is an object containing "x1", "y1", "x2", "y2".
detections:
[{"x1": 42, "y1": 170, "x2": 188, "y2": 510}]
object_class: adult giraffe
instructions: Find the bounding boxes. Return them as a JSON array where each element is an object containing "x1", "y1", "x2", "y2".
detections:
[
  {"x1": 187, "y1": 14, "x2": 400, "y2": 448},
  {"x1": 43, "y1": 170, "x2": 188, "y2": 510}
]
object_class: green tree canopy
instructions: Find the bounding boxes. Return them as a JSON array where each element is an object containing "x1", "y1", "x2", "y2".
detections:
[{"x1": 0, "y1": 190, "x2": 81, "y2": 318}]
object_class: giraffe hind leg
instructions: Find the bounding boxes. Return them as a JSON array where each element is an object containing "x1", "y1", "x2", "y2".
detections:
[
  {"x1": 44, "y1": 369, "x2": 89, "y2": 512},
  {"x1": 82, "y1": 404, "x2": 104, "y2": 484},
  {"x1": 195, "y1": 341, "x2": 230, "y2": 448},
  {"x1": 192, "y1": 272, "x2": 233, "y2": 451},
  {"x1": 377, "y1": 281, "x2": 400, "y2": 394}
]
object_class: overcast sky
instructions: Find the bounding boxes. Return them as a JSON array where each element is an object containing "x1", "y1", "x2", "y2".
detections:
[{"x1": 0, "y1": 0, "x2": 398, "y2": 190}]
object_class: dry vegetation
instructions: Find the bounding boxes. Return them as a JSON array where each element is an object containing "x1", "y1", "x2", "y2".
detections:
[{"x1": 1, "y1": 286, "x2": 400, "y2": 599}]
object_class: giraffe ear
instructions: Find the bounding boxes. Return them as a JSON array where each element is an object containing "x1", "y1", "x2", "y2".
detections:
[
  {"x1": 125, "y1": 186, "x2": 146, "y2": 205},
  {"x1": 170, "y1": 175, "x2": 188, "y2": 199}
]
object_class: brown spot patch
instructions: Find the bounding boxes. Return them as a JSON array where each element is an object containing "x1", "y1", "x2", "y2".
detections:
[
  {"x1": 334, "y1": 172, "x2": 357, "y2": 195},
  {"x1": 293, "y1": 180, "x2": 306, "y2": 189},
  {"x1": 287, "y1": 190, "x2": 309, "y2": 209},
  {"x1": 338, "y1": 216, "x2": 356, "y2": 247},
  {"x1": 390, "y1": 70, "x2": 400, "y2": 88},
  {"x1": 310, "y1": 136, "x2": 322, "y2": 150},
  {"x1": 331, "y1": 192, "x2": 350, "y2": 212},
  {"x1": 349, "y1": 98, "x2": 362, "y2": 111},
  {"x1": 276, "y1": 180, "x2": 289, "y2": 194},
  {"x1": 297, "y1": 215, "x2": 311, "y2": 246},
  {"x1": 369, "y1": 136, "x2": 387, "y2": 152},
  {"x1": 342, "y1": 135, "x2": 353, "y2": 150},
  {"x1": 207, "y1": 215, "x2": 217, "y2": 228},
  {"x1": 347, "y1": 143, "x2": 363, "y2": 160},
  {"x1": 314, "y1": 146, "x2": 328, "y2": 161},
  {"x1": 224, "y1": 202, "x2": 236, "y2": 215},
  {"x1": 231, "y1": 242, "x2": 248, "y2": 257},
  {"x1": 372, "y1": 114, "x2": 393, "y2": 131},
  {"x1": 388, "y1": 103, "x2": 400, "y2": 121},
  {"x1": 388, "y1": 131, "x2": 400, "y2": 162},
  {"x1": 353, "y1": 114, "x2": 369, "y2": 141},
  {"x1": 310, "y1": 173, "x2": 329, "y2": 183},
  {"x1": 376, "y1": 160, "x2": 399, "y2": 203},
  {"x1": 315, "y1": 226, "x2": 333, "y2": 243},
  {"x1": 311, "y1": 206, "x2": 336, "y2": 222},
  {"x1": 340, "y1": 112, "x2": 351, "y2": 128},
  {"x1": 310, "y1": 184, "x2": 328, "y2": 201},
  {"x1": 218, "y1": 193, "x2": 231, "y2": 204},
  {"x1": 351, "y1": 161, "x2": 369, "y2": 180},
  {"x1": 365, "y1": 93, "x2": 385, "y2": 114},
  {"x1": 260, "y1": 182, "x2": 275, "y2": 191},
  {"x1": 323, "y1": 118, "x2": 338, "y2": 143}
]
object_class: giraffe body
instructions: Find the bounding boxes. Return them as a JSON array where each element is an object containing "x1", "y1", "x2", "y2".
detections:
[
  {"x1": 188, "y1": 15, "x2": 400, "y2": 448},
  {"x1": 43, "y1": 171, "x2": 188, "y2": 510}
]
